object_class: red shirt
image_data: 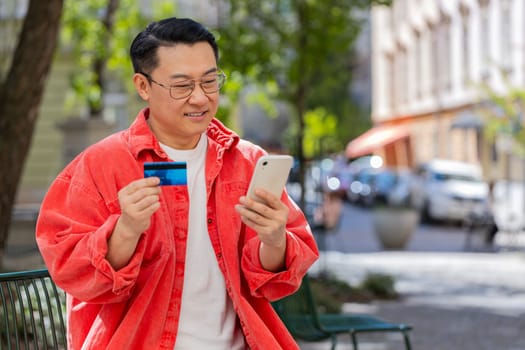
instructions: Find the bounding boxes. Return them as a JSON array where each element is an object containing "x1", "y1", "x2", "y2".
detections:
[{"x1": 36, "y1": 108, "x2": 319, "y2": 349}]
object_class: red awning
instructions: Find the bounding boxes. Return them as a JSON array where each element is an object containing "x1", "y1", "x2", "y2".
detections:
[{"x1": 345, "y1": 124, "x2": 409, "y2": 159}]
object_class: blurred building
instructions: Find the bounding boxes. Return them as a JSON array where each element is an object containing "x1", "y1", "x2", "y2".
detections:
[
  {"x1": 347, "y1": 0, "x2": 525, "y2": 182},
  {"x1": 349, "y1": 10, "x2": 373, "y2": 112}
]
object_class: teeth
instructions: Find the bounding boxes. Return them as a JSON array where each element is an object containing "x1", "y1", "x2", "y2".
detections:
[{"x1": 185, "y1": 112, "x2": 204, "y2": 117}]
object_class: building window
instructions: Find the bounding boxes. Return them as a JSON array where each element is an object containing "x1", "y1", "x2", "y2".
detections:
[
  {"x1": 500, "y1": 0, "x2": 512, "y2": 73},
  {"x1": 399, "y1": 46, "x2": 408, "y2": 107},
  {"x1": 431, "y1": 23, "x2": 439, "y2": 96},
  {"x1": 441, "y1": 14, "x2": 452, "y2": 92},
  {"x1": 430, "y1": 18, "x2": 450, "y2": 98},
  {"x1": 422, "y1": 24, "x2": 432, "y2": 100},
  {"x1": 393, "y1": 52, "x2": 401, "y2": 113},
  {"x1": 479, "y1": 0, "x2": 491, "y2": 80},
  {"x1": 460, "y1": 5, "x2": 470, "y2": 86},
  {"x1": 414, "y1": 30, "x2": 422, "y2": 100},
  {"x1": 386, "y1": 53, "x2": 395, "y2": 113}
]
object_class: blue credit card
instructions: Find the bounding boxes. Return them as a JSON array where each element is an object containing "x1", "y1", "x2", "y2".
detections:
[{"x1": 143, "y1": 162, "x2": 187, "y2": 186}]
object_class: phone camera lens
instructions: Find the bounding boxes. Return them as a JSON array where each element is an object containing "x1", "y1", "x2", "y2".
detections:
[{"x1": 262, "y1": 161, "x2": 268, "y2": 166}]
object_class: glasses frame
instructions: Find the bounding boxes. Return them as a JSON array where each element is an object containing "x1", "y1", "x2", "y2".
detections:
[{"x1": 139, "y1": 70, "x2": 227, "y2": 100}]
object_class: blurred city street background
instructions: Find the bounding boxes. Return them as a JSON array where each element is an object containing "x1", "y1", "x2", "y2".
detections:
[
  {"x1": 284, "y1": 155, "x2": 525, "y2": 349},
  {"x1": 3, "y1": 1, "x2": 525, "y2": 349}
]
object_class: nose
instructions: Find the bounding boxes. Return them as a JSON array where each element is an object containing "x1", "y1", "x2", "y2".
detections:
[{"x1": 187, "y1": 83, "x2": 209, "y2": 104}]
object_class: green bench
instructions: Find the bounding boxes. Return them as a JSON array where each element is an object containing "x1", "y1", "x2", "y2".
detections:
[
  {"x1": 273, "y1": 274, "x2": 412, "y2": 350},
  {"x1": 0, "y1": 268, "x2": 67, "y2": 349},
  {"x1": 2, "y1": 269, "x2": 412, "y2": 350}
]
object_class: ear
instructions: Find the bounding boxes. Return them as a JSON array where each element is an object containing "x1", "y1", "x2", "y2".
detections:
[{"x1": 133, "y1": 73, "x2": 150, "y2": 101}]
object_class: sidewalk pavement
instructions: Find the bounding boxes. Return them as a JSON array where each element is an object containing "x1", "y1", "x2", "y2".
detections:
[
  {"x1": 298, "y1": 204, "x2": 525, "y2": 350},
  {"x1": 300, "y1": 250, "x2": 525, "y2": 350}
]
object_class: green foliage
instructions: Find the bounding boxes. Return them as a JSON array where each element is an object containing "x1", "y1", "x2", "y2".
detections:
[
  {"x1": 215, "y1": 70, "x2": 244, "y2": 125},
  {"x1": 478, "y1": 78, "x2": 525, "y2": 157},
  {"x1": 310, "y1": 274, "x2": 357, "y2": 313},
  {"x1": 358, "y1": 272, "x2": 398, "y2": 299},
  {"x1": 217, "y1": 0, "x2": 388, "y2": 154},
  {"x1": 245, "y1": 81, "x2": 280, "y2": 118},
  {"x1": 309, "y1": 271, "x2": 399, "y2": 314},
  {"x1": 61, "y1": 0, "x2": 176, "y2": 117},
  {"x1": 302, "y1": 108, "x2": 339, "y2": 158}
]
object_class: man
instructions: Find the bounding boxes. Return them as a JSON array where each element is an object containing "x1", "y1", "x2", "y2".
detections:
[{"x1": 36, "y1": 17, "x2": 318, "y2": 349}]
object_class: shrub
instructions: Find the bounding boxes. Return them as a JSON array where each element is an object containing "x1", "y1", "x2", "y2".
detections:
[
  {"x1": 309, "y1": 272, "x2": 399, "y2": 314},
  {"x1": 357, "y1": 272, "x2": 399, "y2": 300}
]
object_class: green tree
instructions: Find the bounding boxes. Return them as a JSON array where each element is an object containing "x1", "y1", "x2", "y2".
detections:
[
  {"x1": 292, "y1": 107, "x2": 338, "y2": 159},
  {"x1": 479, "y1": 83, "x2": 525, "y2": 157},
  {"x1": 61, "y1": 0, "x2": 176, "y2": 118},
  {"x1": 0, "y1": 0, "x2": 64, "y2": 270},
  {"x1": 217, "y1": 0, "x2": 390, "y2": 207}
]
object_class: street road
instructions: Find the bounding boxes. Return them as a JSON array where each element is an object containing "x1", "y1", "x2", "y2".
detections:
[{"x1": 317, "y1": 202, "x2": 477, "y2": 254}]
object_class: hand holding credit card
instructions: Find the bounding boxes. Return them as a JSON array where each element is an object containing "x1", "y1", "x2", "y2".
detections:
[{"x1": 143, "y1": 162, "x2": 188, "y2": 186}]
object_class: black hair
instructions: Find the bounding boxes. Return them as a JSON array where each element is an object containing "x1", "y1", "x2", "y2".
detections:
[{"x1": 129, "y1": 17, "x2": 219, "y2": 74}]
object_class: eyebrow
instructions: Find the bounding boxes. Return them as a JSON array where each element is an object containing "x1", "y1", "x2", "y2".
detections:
[{"x1": 168, "y1": 67, "x2": 218, "y2": 80}]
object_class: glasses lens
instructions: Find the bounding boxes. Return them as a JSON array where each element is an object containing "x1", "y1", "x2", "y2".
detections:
[
  {"x1": 200, "y1": 77, "x2": 219, "y2": 93},
  {"x1": 168, "y1": 72, "x2": 227, "y2": 99},
  {"x1": 201, "y1": 73, "x2": 226, "y2": 93},
  {"x1": 169, "y1": 81, "x2": 194, "y2": 99}
]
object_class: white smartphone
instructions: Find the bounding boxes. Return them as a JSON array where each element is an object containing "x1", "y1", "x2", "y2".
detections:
[{"x1": 246, "y1": 155, "x2": 294, "y2": 202}]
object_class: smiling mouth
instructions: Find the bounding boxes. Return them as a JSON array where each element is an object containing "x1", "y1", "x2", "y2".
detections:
[{"x1": 184, "y1": 111, "x2": 206, "y2": 117}]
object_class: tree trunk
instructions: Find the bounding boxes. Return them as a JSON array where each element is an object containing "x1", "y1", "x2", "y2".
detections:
[
  {"x1": 296, "y1": 1, "x2": 308, "y2": 211},
  {"x1": 89, "y1": 0, "x2": 120, "y2": 117},
  {"x1": 0, "y1": 0, "x2": 64, "y2": 270}
]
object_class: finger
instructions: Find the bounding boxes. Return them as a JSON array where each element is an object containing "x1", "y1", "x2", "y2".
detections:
[
  {"x1": 120, "y1": 196, "x2": 160, "y2": 226},
  {"x1": 236, "y1": 204, "x2": 269, "y2": 224},
  {"x1": 119, "y1": 178, "x2": 160, "y2": 202},
  {"x1": 126, "y1": 177, "x2": 161, "y2": 194},
  {"x1": 253, "y1": 189, "x2": 282, "y2": 209},
  {"x1": 137, "y1": 201, "x2": 161, "y2": 218},
  {"x1": 239, "y1": 213, "x2": 267, "y2": 232},
  {"x1": 237, "y1": 197, "x2": 275, "y2": 221},
  {"x1": 143, "y1": 176, "x2": 161, "y2": 188},
  {"x1": 130, "y1": 186, "x2": 161, "y2": 202},
  {"x1": 248, "y1": 208, "x2": 271, "y2": 225},
  {"x1": 133, "y1": 194, "x2": 160, "y2": 213}
]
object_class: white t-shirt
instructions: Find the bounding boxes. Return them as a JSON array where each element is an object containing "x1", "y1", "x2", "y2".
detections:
[{"x1": 160, "y1": 135, "x2": 245, "y2": 350}]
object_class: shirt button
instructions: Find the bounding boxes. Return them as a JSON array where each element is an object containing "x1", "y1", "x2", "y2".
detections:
[
  {"x1": 207, "y1": 218, "x2": 212, "y2": 224},
  {"x1": 217, "y1": 253, "x2": 222, "y2": 259}
]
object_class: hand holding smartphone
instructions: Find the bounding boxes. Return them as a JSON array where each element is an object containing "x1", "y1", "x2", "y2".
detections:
[{"x1": 246, "y1": 155, "x2": 293, "y2": 202}]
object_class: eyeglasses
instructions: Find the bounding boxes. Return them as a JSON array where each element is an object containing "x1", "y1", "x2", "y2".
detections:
[{"x1": 140, "y1": 70, "x2": 227, "y2": 100}]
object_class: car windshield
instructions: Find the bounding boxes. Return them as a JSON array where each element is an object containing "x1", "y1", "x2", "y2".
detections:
[{"x1": 433, "y1": 172, "x2": 480, "y2": 182}]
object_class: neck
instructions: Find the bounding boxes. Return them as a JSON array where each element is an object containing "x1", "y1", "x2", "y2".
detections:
[{"x1": 147, "y1": 119, "x2": 201, "y2": 150}]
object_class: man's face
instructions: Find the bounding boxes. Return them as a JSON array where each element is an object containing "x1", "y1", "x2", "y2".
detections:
[{"x1": 134, "y1": 42, "x2": 220, "y2": 150}]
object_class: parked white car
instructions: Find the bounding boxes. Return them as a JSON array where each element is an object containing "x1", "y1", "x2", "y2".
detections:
[{"x1": 410, "y1": 159, "x2": 490, "y2": 223}]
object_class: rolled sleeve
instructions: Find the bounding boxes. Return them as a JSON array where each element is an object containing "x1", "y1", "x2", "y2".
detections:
[
  {"x1": 89, "y1": 214, "x2": 146, "y2": 296},
  {"x1": 241, "y1": 229, "x2": 318, "y2": 301}
]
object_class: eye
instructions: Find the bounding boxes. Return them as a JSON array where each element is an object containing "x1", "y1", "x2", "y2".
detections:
[
  {"x1": 171, "y1": 81, "x2": 193, "y2": 89},
  {"x1": 201, "y1": 77, "x2": 218, "y2": 86}
]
